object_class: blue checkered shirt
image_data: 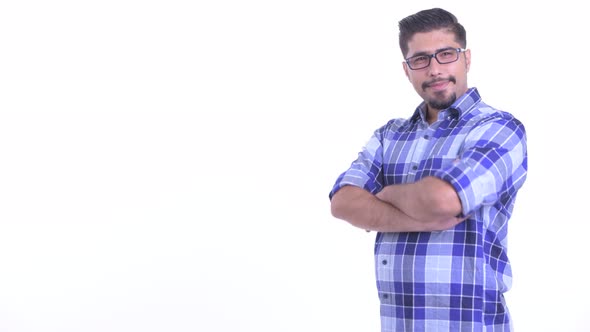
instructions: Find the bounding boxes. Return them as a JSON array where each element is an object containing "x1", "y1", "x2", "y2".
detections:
[{"x1": 329, "y1": 88, "x2": 528, "y2": 331}]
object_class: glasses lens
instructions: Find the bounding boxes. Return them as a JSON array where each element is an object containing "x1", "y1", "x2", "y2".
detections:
[
  {"x1": 408, "y1": 55, "x2": 430, "y2": 69},
  {"x1": 436, "y1": 49, "x2": 459, "y2": 64}
]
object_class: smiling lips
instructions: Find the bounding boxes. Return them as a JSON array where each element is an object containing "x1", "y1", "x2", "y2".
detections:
[
  {"x1": 422, "y1": 77, "x2": 456, "y2": 91},
  {"x1": 428, "y1": 80, "x2": 449, "y2": 91}
]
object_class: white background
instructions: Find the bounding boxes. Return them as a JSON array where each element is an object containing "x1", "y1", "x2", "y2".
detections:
[{"x1": 0, "y1": 1, "x2": 587, "y2": 331}]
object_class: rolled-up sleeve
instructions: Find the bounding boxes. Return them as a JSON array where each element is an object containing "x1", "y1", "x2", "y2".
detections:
[
  {"x1": 433, "y1": 116, "x2": 528, "y2": 216},
  {"x1": 329, "y1": 129, "x2": 385, "y2": 200}
]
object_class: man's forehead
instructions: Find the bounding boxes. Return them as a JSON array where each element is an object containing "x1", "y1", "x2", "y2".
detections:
[{"x1": 406, "y1": 30, "x2": 458, "y2": 54}]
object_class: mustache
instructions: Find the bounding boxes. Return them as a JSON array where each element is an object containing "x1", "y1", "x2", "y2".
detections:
[{"x1": 422, "y1": 77, "x2": 456, "y2": 90}]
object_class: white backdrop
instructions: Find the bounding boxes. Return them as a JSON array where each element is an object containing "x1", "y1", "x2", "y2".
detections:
[{"x1": 1, "y1": 1, "x2": 587, "y2": 331}]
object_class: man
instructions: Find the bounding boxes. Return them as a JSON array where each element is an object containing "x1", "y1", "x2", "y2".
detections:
[{"x1": 329, "y1": 8, "x2": 528, "y2": 332}]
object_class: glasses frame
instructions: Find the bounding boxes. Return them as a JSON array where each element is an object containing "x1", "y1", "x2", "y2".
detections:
[{"x1": 405, "y1": 47, "x2": 466, "y2": 70}]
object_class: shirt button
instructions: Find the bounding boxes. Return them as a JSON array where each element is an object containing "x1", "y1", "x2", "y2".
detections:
[
  {"x1": 383, "y1": 294, "x2": 389, "y2": 299},
  {"x1": 423, "y1": 134, "x2": 429, "y2": 139},
  {"x1": 382, "y1": 259, "x2": 387, "y2": 265},
  {"x1": 412, "y1": 165, "x2": 418, "y2": 170}
]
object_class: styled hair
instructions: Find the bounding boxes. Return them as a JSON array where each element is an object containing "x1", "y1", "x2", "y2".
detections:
[{"x1": 398, "y1": 8, "x2": 466, "y2": 58}]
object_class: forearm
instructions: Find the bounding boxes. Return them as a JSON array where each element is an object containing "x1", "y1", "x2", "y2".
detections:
[
  {"x1": 330, "y1": 185, "x2": 459, "y2": 232},
  {"x1": 376, "y1": 176, "x2": 463, "y2": 222}
]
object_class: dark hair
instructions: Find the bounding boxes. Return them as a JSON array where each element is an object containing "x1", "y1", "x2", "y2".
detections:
[{"x1": 398, "y1": 8, "x2": 466, "y2": 58}]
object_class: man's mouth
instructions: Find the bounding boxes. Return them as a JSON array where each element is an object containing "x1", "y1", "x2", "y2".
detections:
[
  {"x1": 422, "y1": 77, "x2": 456, "y2": 91},
  {"x1": 428, "y1": 80, "x2": 448, "y2": 90}
]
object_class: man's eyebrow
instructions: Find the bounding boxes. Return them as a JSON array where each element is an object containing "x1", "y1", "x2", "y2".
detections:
[
  {"x1": 408, "y1": 51, "x2": 430, "y2": 57},
  {"x1": 435, "y1": 46, "x2": 456, "y2": 52},
  {"x1": 408, "y1": 47, "x2": 455, "y2": 58}
]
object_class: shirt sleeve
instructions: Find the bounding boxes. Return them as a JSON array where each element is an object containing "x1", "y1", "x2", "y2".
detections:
[
  {"x1": 433, "y1": 114, "x2": 528, "y2": 216},
  {"x1": 329, "y1": 127, "x2": 386, "y2": 200}
]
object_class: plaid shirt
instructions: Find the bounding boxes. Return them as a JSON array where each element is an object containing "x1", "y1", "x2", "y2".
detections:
[{"x1": 329, "y1": 88, "x2": 528, "y2": 331}]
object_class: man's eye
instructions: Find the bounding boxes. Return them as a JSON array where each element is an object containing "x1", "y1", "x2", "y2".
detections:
[
  {"x1": 411, "y1": 56, "x2": 428, "y2": 64},
  {"x1": 438, "y1": 50, "x2": 456, "y2": 59}
]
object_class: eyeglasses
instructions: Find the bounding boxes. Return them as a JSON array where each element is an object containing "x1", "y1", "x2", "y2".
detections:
[{"x1": 405, "y1": 48, "x2": 466, "y2": 70}]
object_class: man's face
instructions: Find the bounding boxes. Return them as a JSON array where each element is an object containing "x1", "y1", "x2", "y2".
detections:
[{"x1": 403, "y1": 29, "x2": 471, "y2": 113}]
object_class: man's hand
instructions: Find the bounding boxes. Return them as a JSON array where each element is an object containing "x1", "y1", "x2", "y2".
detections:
[
  {"x1": 331, "y1": 185, "x2": 466, "y2": 232},
  {"x1": 374, "y1": 176, "x2": 464, "y2": 224}
]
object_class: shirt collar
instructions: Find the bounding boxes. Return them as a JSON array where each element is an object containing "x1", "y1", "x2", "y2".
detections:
[{"x1": 410, "y1": 87, "x2": 481, "y2": 123}]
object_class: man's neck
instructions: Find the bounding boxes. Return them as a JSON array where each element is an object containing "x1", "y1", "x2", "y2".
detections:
[{"x1": 426, "y1": 107, "x2": 441, "y2": 125}]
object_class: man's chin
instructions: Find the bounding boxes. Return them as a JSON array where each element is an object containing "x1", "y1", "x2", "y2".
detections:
[{"x1": 427, "y1": 94, "x2": 456, "y2": 111}]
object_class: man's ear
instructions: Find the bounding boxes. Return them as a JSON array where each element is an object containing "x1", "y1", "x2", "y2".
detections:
[{"x1": 402, "y1": 61, "x2": 410, "y2": 80}]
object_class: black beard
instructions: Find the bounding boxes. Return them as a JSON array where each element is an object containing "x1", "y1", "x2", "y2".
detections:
[
  {"x1": 428, "y1": 92, "x2": 457, "y2": 110},
  {"x1": 422, "y1": 76, "x2": 457, "y2": 110}
]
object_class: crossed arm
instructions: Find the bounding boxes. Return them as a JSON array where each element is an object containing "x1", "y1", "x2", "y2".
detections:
[{"x1": 330, "y1": 176, "x2": 465, "y2": 232}]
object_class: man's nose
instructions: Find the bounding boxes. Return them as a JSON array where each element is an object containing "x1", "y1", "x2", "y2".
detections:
[{"x1": 427, "y1": 56, "x2": 443, "y2": 75}]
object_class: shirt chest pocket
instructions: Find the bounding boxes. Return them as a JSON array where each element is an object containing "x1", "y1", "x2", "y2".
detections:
[
  {"x1": 419, "y1": 154, "x2": 460, "y2": 176},
  {"x1": 381, "y1": 138, "x2": 462, "y2": 185}
]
